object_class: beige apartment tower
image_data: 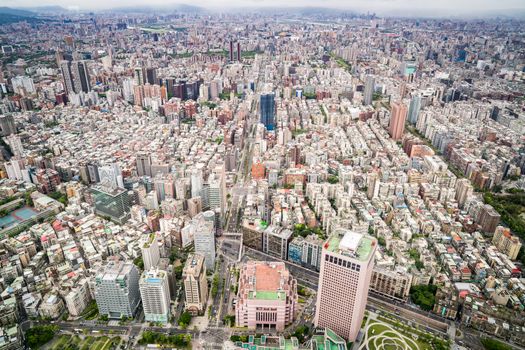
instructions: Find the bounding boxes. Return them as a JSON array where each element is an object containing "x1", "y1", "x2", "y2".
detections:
[
  {"x1": 314, "y1": 229, "x2": 377, "y2": 341},
  {"x1": 183, "y1": 254, "x2": 208, "y2": 315}
]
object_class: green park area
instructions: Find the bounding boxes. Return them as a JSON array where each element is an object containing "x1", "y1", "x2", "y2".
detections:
[
  {"x1": 359, "y1": 316, "x2": 449, "y2": 350},
  {"x1": 484, "y1": 190, "x2": 525, "y2": 264},
  {"x1": 46, "y1": 334, "x2": 120, "y2": 350}
]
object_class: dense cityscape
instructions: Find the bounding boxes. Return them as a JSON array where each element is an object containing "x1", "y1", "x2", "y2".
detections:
[{"x1": 0, "y1": 3, "x2": 524, "y2": 350}]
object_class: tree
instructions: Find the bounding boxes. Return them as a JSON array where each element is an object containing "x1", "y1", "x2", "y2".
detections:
[
  {"x1": 327, "y1": 175, "x2": 339, "y2": 184},
  {"x1": 410, "y1": 284, "x2": 437, "y2": 311},
  {"x1": 480, "y1": 338, "x2": 512, "y2": 350},
  {"x1": 25, "y1": 325, "x2": 58, "y2": 349},
  {"x1": 133, "y1": 257, "x2": 144, "y2": 270},
  {"x1": 178, "y1": 311, "x2": 192, "y2": 328}
]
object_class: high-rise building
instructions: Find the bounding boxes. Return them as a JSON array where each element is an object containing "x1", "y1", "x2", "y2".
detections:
[
  {"x1": 94, "y1": 261, "x2": 141, "y2": 319},
  {"x1": 388, "y1": 102, "x2": 408, "y2": 141},
  {"x1": 6, "y1": 134, "x2": 23, "y2": 158},
  {"x1": 91, "y1": 185, "x2": 131, "y2": 224},
  {"x1": 408, "y1": 95, "x2": 422, "y2": 124},
  {"x1": 363, "y1": 75, "x2": 375, "y2": 106},
  {"x1": 477, "y1": 204, "x2": 501, "y2": 234},
  {"x1": 72, "y1": 61, "x2": 91, "y2": 93},
  {"x1": 183, "y1": 254, "x2": 208, "y2": 315},
  {"x1": 191, "y1": 168, "x2": 203, "y2": 198},
  {"x1": 207, "y1": 169, "x2": 226, "y2": 218},
  {"x1": 145, "y1": 67, "x2": 157, "y2": 85},
  {"x1": 60, "y1": 60, "x2": 91, "y2": 95},
  {"x1": 455, "y1": 179, "x2": 473, "y2": 209},
  {"x1": 314, "y1": 229, "x2": 377, "y2": 341},
  {"x1": 492, "y1": 226, "x2": 522, "y2": 260},
  {"x1": 237, "y1": 42, "x2": 241, "y2": 61},
  {"x1": 139, "y1": 268, "x2": 171, "y2": 323},
  {"x1": 235, "y1": 261, "x2": 298, "y2": 331},
  {"x1": 136, "y1": 153, "x2": 152, "y2": 177},
  {"x1": 260, "y1": 93, "x2": 275, "y2": 131},
  {"x1": 11, "y1": 75, "x2": 35, "y2": 95},
  {"x1": 229, "y1": 41, "x2": 234, "y2": 62},
  {"x1": 262, "y1": 226, "x2": 292, "y2": 260},
  {"x1": 134, "y1": 67, "x2": 145, "y2": 85},
  {"x1": 0, "y1": 114, "x2": 16, "y2": 136},
  {"x1": 141, "y1": 233, "x2": 160, "y2": 271},
  {"x1": 60, "y1": 60, "x2": 75, "y2": 95},
  {"x1": 193, "y1": 211, "x2": 216, "y2": 270}
]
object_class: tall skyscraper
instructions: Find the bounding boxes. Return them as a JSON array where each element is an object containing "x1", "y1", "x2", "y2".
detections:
[
  {"x1": 139, "y1": 268, "x2": 171, "y2": 324},
  {"x1": 183, "y1": 254, "x2": 208, "y2": 315},
  {"x1": 260, "y1": 92, "x2": 275, "y2": 130},
  {"x1": 0, "y1": 115, "x2": 16, "y2": 136},
  {"x1": 60, "y1": 60, "x2": 90, "y2": 95},
  {"x1": 141, "y1": 233, "x2": 160, "y2": 271},
  {"x1": 229, "y1": 41, "x2": 234, "y2": 62},
  {"x1": 314, "y1": 229, "x2": 377, "y2": 341},
  {"x1": 190, "y1": 168, "x2": 203, "y2": 199},
  {"x1": 134, "y1": 67, "x2": 145, "y2": 85},
  {"x1": 145, "y1": 67, "x2": 157, "y2": 85},
  {"x1": 60, "y1": 60, "x2": 75, "y2": 95},
  {"x1": 237, "y1": 42, "x2": 241, "y2": 61},
  {"x1": 136, "y1": 153, "x2": 152, "y2": 177},
  {"x1": 94, "y1": 261, "x2": 141, "y2": 319},
  {"x1": 72, "y1": 61, "x2": 91, "y2": 93},
  {"x1": 363, "y1": 75, "x2": 375, "y2": 106},
  {"x1": 408, "y1": 95, "x2": 422, "y2": 124},
  {"x1": 193, "y1": 211, "x2": 215, "y2": 270},
  {"x1": 388, "y1": 102, "x2": 408, "y2": 141}
]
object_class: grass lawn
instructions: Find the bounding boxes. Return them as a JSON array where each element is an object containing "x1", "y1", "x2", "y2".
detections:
[{"x1": 48, "y1": 335, "x2": 120, "y2": 350}]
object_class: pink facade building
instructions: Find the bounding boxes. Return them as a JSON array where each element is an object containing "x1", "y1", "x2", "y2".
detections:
[
  {"x1": 314, "y1": 229, "x2": 377, "y2": 341},
  {"x1": 235, "y1": 261, "x2": 297, "y2": 331},
  {"x1": 388, "y1": 101, "x2": 408, "y2": 140}
]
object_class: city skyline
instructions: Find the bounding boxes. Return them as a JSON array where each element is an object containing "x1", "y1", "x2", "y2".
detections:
[{"x1": 1, "y1": 0, "x2": 525, "y2": 17}]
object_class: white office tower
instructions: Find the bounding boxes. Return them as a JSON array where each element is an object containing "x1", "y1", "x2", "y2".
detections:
[
  {"x1": 193, "y1": 211, "x2": 216, "y2": 271},
  {"x1": 94, "y1": 261, "x2": 141, "y2": 319},
  {"x1": 139, "y1": 268, "x2": 171, "y2": 324},
  {"x1": 141, "y1": 233, "x2": 160, "y2": 271},
  {"x1": 122, "y1": 78, "x2": 136, "y2": 103},
  {"x1": 207, "y1": 166, "x2": 226, "y2": 219},
  {"x1": 363, "y1": 75, "x2": 375, "y2": 106},
  {"x1": 98, "y1": 163, "x2": 123, "y2": 189},
  {"x1": 191, "y1": 167, "x2": 203, "y2": 198}
]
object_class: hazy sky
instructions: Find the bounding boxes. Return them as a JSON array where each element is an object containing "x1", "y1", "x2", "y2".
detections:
[{"x1": 5, "y1": 0, "x2": 525, "y2": 16}]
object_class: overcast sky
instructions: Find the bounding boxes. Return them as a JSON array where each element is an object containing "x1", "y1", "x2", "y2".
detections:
[{"x1": 5, "y1": 0, "x2": 525, "y2": 16}]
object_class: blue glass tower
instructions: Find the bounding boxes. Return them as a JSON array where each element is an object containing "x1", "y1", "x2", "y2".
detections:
[
  {"x1": 260, "y1": 92, "x2": 275, "y2": 130},
  {"x1": 408, "y1": 95, "x2": 421, "y2": 125}
]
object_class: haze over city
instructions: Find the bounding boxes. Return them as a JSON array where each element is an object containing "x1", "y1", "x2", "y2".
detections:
[{"x1": 0, "y1": 1, "x2": 524, "y2": 350}]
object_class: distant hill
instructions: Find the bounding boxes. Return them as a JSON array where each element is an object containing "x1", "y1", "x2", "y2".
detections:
[
  {"x1": 19, "y1": 6, "x2": 70, "y2": 14},
  {"x1": 0, "y1": 7, "x2": 55, "y2": 25},
  {"x1": 0, "y1": 6, "x2": 35, "y2": 17},
  {"x1": 109, "y1": 4, "x2": 204, "y2": 14}
]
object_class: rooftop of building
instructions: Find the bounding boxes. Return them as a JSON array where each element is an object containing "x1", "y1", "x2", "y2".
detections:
[
  {"x1": 183, "y1": 253, "x2": 205, "y2": 276},
  {"x1": 140, "y1": 268, "x2": 166, "y2": 284},
  {"x1": 324, "y1": 229, "x2": 376, "y2": 262}
]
